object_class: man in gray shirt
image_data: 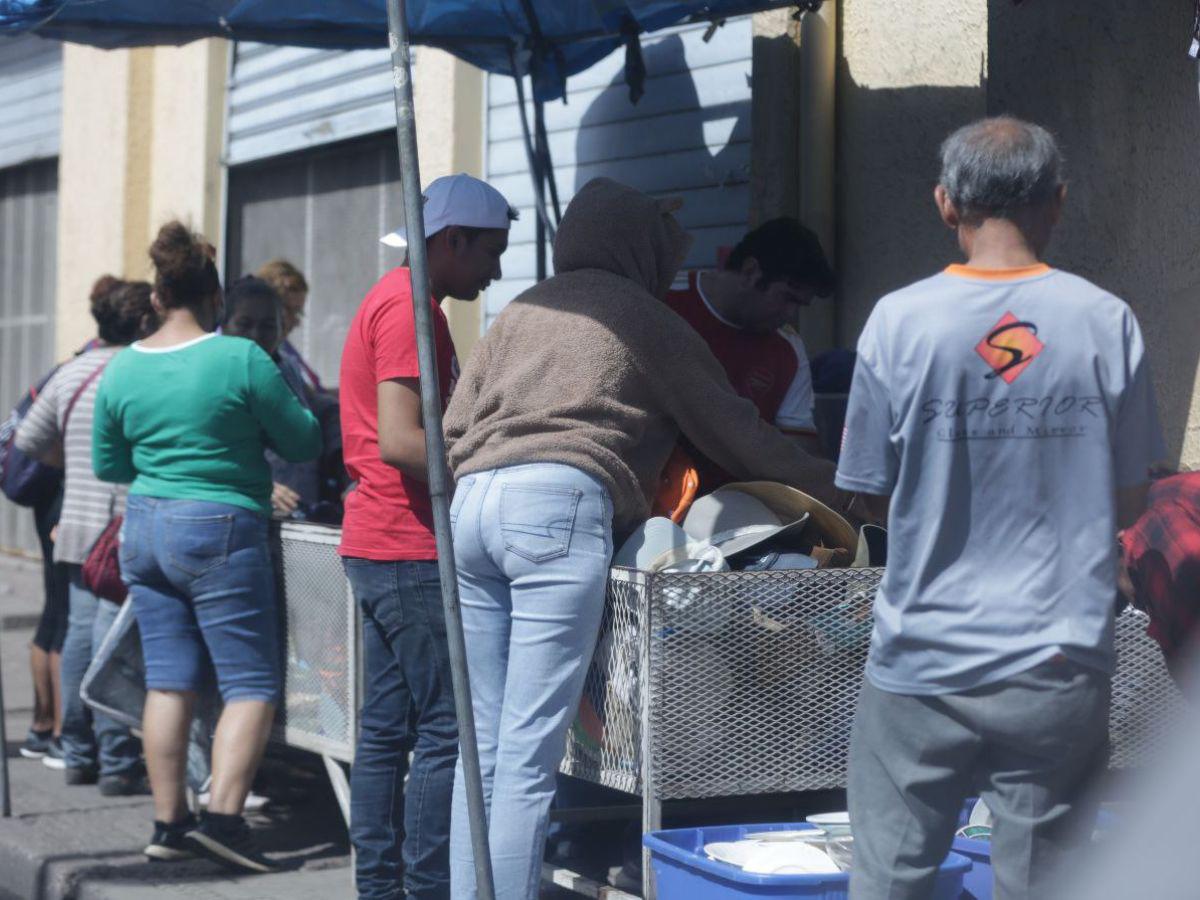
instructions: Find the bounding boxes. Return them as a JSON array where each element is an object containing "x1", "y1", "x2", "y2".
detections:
[{"x1": 837, "y1": 117, "x2": 1165, "y2": 899}]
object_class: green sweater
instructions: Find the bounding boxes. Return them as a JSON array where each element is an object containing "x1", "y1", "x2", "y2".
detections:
[{"x1": 93, "y1": 333, "x2": 322, "y2": 516}]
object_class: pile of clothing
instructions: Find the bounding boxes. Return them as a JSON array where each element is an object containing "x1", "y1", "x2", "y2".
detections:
[{"x1": 614, "y1": 481, "x2": 886, "y2": 574}]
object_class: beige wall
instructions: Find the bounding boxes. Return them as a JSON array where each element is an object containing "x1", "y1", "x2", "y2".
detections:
[
  {"x1": 832, "y1": 0, "x2": 1197, "y2": 465},
  {"x1": 55, "y1": 40, "x2": 226, "y2": 358},
  {"x1": 413, "y1": 49, "x2": 486, "y2": 357},
  {"x1": 987, "y1": 0, "x2": 1200, "y2": 466},
  {"x1": 836, "y1": 0, "x2": 989, "y2": 345}
]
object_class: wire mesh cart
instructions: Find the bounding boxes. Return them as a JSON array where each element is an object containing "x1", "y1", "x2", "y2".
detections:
[
  {"x1": 83, "y1": 522, "x2": 360, "y2": 820},
  {"x1": 560, "y1": 566, "x2": 1186, "y2": 898}
]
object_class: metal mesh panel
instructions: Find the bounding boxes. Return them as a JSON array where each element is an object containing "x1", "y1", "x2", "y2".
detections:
[
  {"x1": 562, "y1": 568, "x2": 646, "y2": 794},
  {"x1": 562, "y1": 569, "x2": 1186, "y2": 802},
  {"x1": 1109, "y1": 608, "x2": 1185, "y2": 769},
  {"x1": 647, "y1": 568, "x2": 876, "y2": 800},
  {"x1": 273, "y1": 522, "x2": 357, "y2": 762}
]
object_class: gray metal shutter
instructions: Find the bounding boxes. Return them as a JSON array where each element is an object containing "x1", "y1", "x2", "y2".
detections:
[
  {"x1": 226, "y1": 42, "x2": 396, "y2": 165},
  {"x1": 0, "y1": 35, "x2": 62, "y2": 170},
  {"x1": 0, "y1": 158, "x2": 58, "y2": 556},
  {"x1": 484, "y1": 16, "x2": 753, "y2": 327},
  {"x1": 225, "y1": 132, "x2": 403, "y2": 387}
]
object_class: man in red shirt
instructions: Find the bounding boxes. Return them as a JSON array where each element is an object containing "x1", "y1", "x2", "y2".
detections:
[
  {"x1": 665, "y1": 218, "x2": 835, "y2": 487},
  {"x1": 339, "y1": 173, "x2": 515, "y2": 899}
]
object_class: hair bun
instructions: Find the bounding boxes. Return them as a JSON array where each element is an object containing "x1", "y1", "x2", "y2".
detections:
[
  {"x1": 89, "y1": 274, "x2": 122, "y2": 304},
  {"x1": 149, "y1": 220, "x2": 209, "y2": 283}
]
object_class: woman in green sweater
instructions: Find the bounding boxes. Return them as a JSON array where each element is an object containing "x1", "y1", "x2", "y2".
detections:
[{"x1": 92, "y1": 222, "x2": 321, "y2": 873}]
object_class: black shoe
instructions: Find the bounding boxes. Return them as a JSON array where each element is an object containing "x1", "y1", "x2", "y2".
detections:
[
  {"x1": 184, "y1": 812, "x2": 279, "y2": 874},
  {"x1": 145, "y1": 814, "x2": 197, "y2": 862},
  {"x1": 99, "y1": 771, "x2": 150, "y2": 797},
  {"x1": 41, "y1": 739, "x2": 66, "y2": 771},
  {"x1": 65, "y1": 766, "x2": 98, "y2": 786},
  {"x1": 18, "y1": 729, "x2": 52, "y2": 759}
]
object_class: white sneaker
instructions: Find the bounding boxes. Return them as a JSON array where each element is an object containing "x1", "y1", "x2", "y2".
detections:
[
  {"x1": 41, "y1": 739, "x2": 66, "y2": 770},
  {"x1": 197, "y1": 790, "x2": 270, "y2": 813}
]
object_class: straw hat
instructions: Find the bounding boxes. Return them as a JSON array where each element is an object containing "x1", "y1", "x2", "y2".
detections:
[
  {"x1": 682, "y1": 489, "x2": 811, "y2": 558},
  {"x1": 720, "y1": 482, "x2": 858, "y2": 553}
]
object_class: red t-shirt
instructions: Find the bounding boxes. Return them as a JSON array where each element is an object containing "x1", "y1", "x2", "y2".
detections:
[
  {"x1": 665, "y1": 272, "x2": 816, "y2": 490},
  {"x1": 338, "y1": 267, "x2": 458, "y2": 560},
  {"x1": 664, "y1": 272, "x2": 812, "y2": 430}
]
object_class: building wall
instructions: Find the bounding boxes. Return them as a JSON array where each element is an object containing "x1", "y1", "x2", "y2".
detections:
[
  {"x1": 55, "y1": 41, "x2": 226, "y2": 357},
  {"x1": 413, "y1": 49, "x2": 486, "y2": 357},
  {"x1": 987, "y1": 0, "x2": 1200, "y2": 465},
  {"x1": 832, "y1": 0, "x2": 1198, "y2": 466},
  {"x1": 835, "y1": 0, "x2": 988, "y2": 344},
  {"x1": 53, "y1": 41, "x2": 483, "y2": 360}
]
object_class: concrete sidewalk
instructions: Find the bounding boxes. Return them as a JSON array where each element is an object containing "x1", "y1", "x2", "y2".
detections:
[{"x1": 0, "y1": 553, "x2": 353, "y2": 900}]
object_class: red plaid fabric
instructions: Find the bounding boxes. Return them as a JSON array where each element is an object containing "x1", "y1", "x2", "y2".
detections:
[{"x1": 1122, "y1": 472, "x2": 1200, "y2": 666}]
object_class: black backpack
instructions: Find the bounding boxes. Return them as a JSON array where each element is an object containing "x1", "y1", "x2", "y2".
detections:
[{"x1": 0, "y1": 366, "x2": 64, "y2": 508}]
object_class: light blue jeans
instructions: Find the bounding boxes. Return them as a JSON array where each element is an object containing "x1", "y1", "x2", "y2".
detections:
[{"x1": 448, "y1": 464, "x2": 613, "y2": 900}]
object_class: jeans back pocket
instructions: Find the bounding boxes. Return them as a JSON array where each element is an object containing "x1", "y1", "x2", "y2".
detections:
[
  {"x1": 499, "y1": 484, "x2": 582, "y2": 563},
  {"x1": 165, "y1": 513, "x2": 234, "y2": 578}
]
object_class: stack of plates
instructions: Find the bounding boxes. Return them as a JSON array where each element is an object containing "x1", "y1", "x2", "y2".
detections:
[{"x1": 704, "y1": 837, "x2": 841, "y2": 875}]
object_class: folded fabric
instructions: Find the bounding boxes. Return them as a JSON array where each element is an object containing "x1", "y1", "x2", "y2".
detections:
[{"x1": 734, "y1": 550, "x2": 819, "y2": 572}]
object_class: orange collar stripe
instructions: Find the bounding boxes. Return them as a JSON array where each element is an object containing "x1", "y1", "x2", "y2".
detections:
[{"x1": 944, "y1": 263, "x2": 1052, "y2": 281}]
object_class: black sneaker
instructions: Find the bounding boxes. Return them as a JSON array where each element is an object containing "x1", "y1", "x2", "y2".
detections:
[
  {"x1": 184, "y1": 812, "x2": 279, "y2": 874},
  {"x1": 18, "y1": 729, "x2": 52, "y2": 759},
  {"x1": 99, "y1": 771, "x2": 150, "y2": 796},
  {"x1": 65, "y1": 766, "x2": 98, "y2": 786},
  {"x1": 145, "y1": 814, "x2": 197, "y2": 862},
  {"x1": 41, "y1": 738, "x2": 66, "y2": 771}
]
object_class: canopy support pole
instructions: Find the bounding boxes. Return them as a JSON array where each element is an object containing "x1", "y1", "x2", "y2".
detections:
[{"x1": 384, "y1": 4, "x2": 496, "y2": 899}]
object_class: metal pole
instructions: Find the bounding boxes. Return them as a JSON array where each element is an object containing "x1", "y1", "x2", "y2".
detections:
[
  {"x1": 0, "y1": 633, "x2": 10, "y2": 817},
  {"x1": 383, "y1": 3, "x2": 495, "y2": 899}
]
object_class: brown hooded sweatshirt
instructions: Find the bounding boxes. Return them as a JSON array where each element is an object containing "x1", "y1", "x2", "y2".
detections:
[{"x1": 443, "y1": 177, "x2": 840, "y2": 533}]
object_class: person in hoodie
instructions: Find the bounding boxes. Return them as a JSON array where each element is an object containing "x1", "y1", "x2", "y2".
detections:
[{"x1": 442, "y1": 177, "x2": 852, "y2": 900}]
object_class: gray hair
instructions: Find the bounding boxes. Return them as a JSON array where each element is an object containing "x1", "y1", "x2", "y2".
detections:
[{"x1": 939, "y1": 117, "x2": 1064, "y2": 220}]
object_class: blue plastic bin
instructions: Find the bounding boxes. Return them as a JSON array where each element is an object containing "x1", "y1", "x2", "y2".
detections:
[
  {"x1": 644, "y1": 823, "x2": 971, "y2": 900},
  {"x1": 952, "y1": 799, "x2": 1116, "y2": 900}
]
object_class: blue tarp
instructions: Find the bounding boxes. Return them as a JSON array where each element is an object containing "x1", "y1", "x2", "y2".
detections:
[{"x1": 0, "y1": 0, "x2": 797, "y2": 99}]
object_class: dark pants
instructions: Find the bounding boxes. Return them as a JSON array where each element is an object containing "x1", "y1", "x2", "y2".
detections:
[
  {"x1": 344, "y1": 558, "x2": 458, "y2": 900},
  {"x1": 848, "y1": 659, "x2": 1110, "y2": 900},
  {"x1": 32, "y1": 496, "x2": 69, "y2": 653}
]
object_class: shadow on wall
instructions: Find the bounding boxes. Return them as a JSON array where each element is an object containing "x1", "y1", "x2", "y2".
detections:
[
  {"x1": 988, "y1": 0, "x2": 1200, "y2": 462},
  {"x1": 572, "y1": 31, "x2": 752, "y2": 271},
  {"x1": 834, "y1": 70, "x2": 987, "y2": 344}
]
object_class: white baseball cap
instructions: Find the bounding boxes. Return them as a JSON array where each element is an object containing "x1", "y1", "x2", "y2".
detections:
[{"x1": 380, "y1": 173, "x2": 516, "y2": 248}]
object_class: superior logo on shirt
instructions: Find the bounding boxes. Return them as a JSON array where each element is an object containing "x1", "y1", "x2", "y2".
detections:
[{"x1": 975, "y1": 313, "x2": 1043, "y2": 383}]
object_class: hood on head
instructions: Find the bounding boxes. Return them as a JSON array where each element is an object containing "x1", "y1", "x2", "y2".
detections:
[{"x1": 552, "y1": 177, "x2": 693, "y2": 297}]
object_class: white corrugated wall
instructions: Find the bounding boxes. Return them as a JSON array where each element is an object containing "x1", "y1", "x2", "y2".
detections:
[
  {"x1": 226, "y1": 42, "x2": 396, "y2": 166},
  {"x1": 484, "y1": 16, "x2": 753, "y2": 328},
  {"x1": 0, "y1": 35, "x2": 61, "y2": 171},
  {"x1": 0, "y1": 35, "x2": 60, "y2": 556}
]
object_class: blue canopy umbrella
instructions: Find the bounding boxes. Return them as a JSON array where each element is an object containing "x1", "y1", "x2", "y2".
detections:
[
  {"x1": 0, "y1": 2, "x2": 807, "y2": 894},
  {"x1": 0, "y1": 0, "x2": 799, "y2": 99}
]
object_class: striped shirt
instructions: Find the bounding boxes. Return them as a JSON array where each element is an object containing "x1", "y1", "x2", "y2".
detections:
[{"x1": 15, "y1": 346, "x2": 124, "y2": 565}]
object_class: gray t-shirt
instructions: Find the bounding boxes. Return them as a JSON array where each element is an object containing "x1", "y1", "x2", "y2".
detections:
[{"x1": 836, "y1": 264, "x2": 1165, "y2": 695}]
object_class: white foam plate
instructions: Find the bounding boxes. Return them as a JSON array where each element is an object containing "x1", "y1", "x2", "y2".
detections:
[
  {"x1": 805, "y1": 812, "x2": 852, "y2": 835},
  {"x1": 705, "y1": 841, "x2": 755, "y2": 868},
  {"x1": 744, "y1": 830, "x2": 827, "y2": 843}
]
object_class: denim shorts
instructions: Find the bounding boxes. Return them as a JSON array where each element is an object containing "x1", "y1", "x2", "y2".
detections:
[{"x1": 120, "y1": 496, "x2": 281, "y2": 703}]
